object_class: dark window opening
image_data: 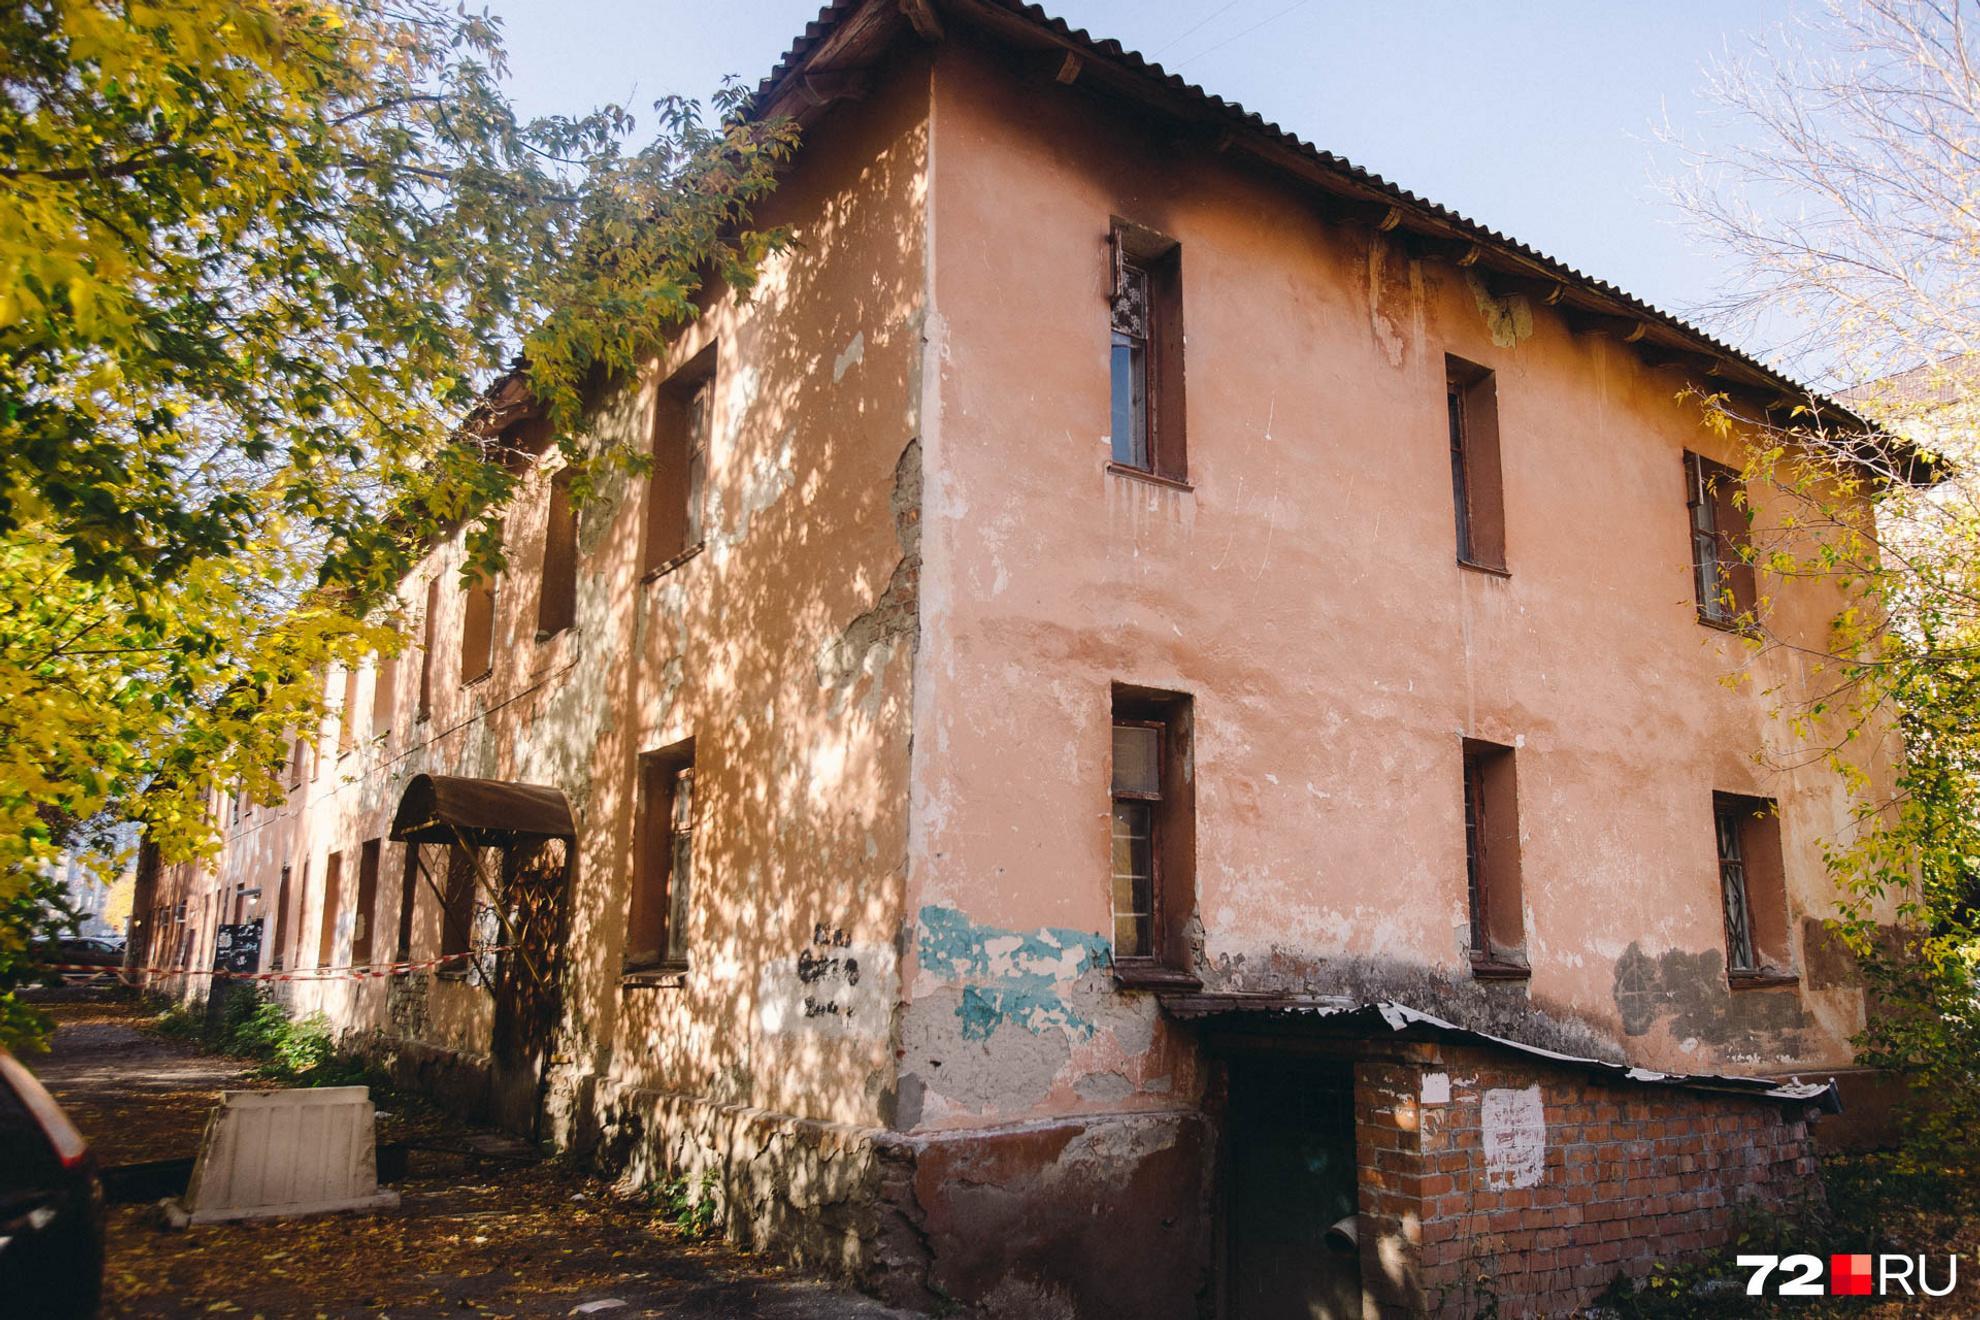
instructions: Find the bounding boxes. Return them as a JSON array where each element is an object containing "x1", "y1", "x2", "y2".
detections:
[
  {"x1": 460, "y1": 571, "x2": 496, "y2": 684},
  {"x1": 1685, "y1": 451, "x2": 1757, "y2": 627},
  {"x1": 537, "y1": 467, "x2": 579, "y2": 639},
  {"x1": 440, "y1": 843, "x2": 478, "y2": 964},
  {"x1": 338, "y1": 665, "x2": 360, "y2": 754},
  {"x1": 1109, "y1": 687, "x2": 1199, "y2": 987},
  {"x1": 395, "y1": 843, "x2": 420, "y2": 960},
  {"x1": 1108, "y1": 222, "x2": 1186, "y2": 482},
  {"x1": 352, "y1": 838, "x2": 382, "y2": 966},
  {"x1": 626, "y1": 742, "x2": 696, "y2": 972},
  {"x1": 643, "y1": 347, "x2": 715, "y2": 576},
  {"x1": 1446, "y1": 356, "x2": 1507, "y2": 572},
  {"x1": 1463, "y1": 739, "x2": 1527, "y2": 976},
  {"x1": 1714, "y1": 793, "x2": 1792, "y2": 981}
]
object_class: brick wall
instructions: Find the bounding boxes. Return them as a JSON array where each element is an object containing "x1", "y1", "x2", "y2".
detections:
[{"x1": 1354, "y1": 1044, "x2": 1824, "y2": 1317}]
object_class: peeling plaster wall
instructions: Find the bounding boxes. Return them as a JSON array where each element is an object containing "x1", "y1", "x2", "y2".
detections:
[
  {"x1": 181, "y1": 51, "x2": 937, "y2": 1160},
  {"x1": 903, "y1": 37, "x2": 1891, "y2": 1163}
]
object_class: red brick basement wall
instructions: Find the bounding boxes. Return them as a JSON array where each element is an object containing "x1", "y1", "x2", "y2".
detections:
[{"x1": 1354, "y1": 1045, "x2": 1825, "y2": 1317}]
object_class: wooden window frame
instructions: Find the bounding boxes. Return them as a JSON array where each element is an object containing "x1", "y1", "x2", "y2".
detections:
[
  {"x1": 1685, "y1": 452, "x2": 1757, "y2": 629},
  {"x1": 317, "y1": 849, "x2": 343, "y2": 969},
  {"x1": 642, "y1": 346, "x2": 716, "y2": 580},
  {"x1": 371, "y1": 650, "x2": 398, "y2": 744},
  {"x1": 625, "y1": 740, "x2": 697, "y2": 978},
  {"x1": 459, "y1": 569, "x2": 496, "y2": 686},
  {"x1": 1107, "y1": 221, "x2": 1188, "y2": 486},
  {"x1": 1714, "y1": 792, "x2": 1796, "y2": 986},
  {"x1": 1446, "y1": 355, "x2": 1508, "y2": 574},
  {"x1": 394, "y1": 843, "x2": 420, "y2": 961},
  {"x1": 337, "y1": 665, "x2": 360, "y2": 755},
  {"x1": 417, "y1": 577, "x2": 439, "y2": 722},
  {"x1": 351, "y1": 838, "x2": 382, "y2": 967},
  {"x1": 1108, "y1": 687, "x2": 1201, "y2": 990},
  {"x1": 1463, "y1": 739, "x2": 1529, "y2": 978},
  {"x1": 536, "y1": 466, "x2": 580, "y2": 640},
  {"x1": 437, "y1": 842, "x2": 479, "y2": 971}
]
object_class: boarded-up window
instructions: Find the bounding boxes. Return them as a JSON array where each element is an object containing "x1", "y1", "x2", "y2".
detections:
[
  {"x1": 317, "y1": 850, "x2": 343, "y2": 969},
  {"x1": 1463, "y1": 740, "x2": 1527, "y2": 976},
  {"x1": 284, "y1": 861, "x2": 306, "y2": 970},
  {"x1": 1715, "y1": 793, "x2": 1791, "y2": 979},
  {"x1": 1108, "y1": 222, "x2": 1186, "y2": 482},
  {"x1": 371, "y1": 651, "x2": 398, "y2": 742},
  {"x1": 440, "y1": 843, "x2": 478, "y2": 963},
  {"x1": 1108, "y1": 686, "x2": 1197, "y2": 982},
  {"x1": 288, "y1": 737, "x2": 305, "y2": 789},
  {"x1": 395, "y1": 843, "x2": 420, "y2": 960},
  {"x1": 537, "y1": 467, "x2": 579, "y2": 638},
  {"x1": 460, "y1": 571, "x2": 496, "y2": 683},
  {"x1": 351, "y1": 838, "x2": 382, "y2": 966},
  {"x1": 1447, "y1": 356, "x2": 1507, "y2": 572},
  {"x1": 417, "y1": 577, "x2": 439, "y2": 720},
  {"x1": 642, "y1": 349, "x2": 715, "y2": 576},
  {"x1": 1685, "y1": 452, "x2": 1757, "y2": 626},
  {"x1": 625, "y1": 743, "x2": 696, "y2": 971}
]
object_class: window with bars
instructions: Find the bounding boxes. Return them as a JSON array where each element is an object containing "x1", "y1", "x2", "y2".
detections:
[
  {"x1": 1110, "y1": 722, "x2": 1161, "y2": 959},
  {"x1": 1107, "y1": 222, "x2": 1186, "y2": 483},
  {"x1": 1713, "y1": 792, "x2": 1791, "y2": 981},
  {"x1": 1685, "y1": 452, "x2": 1757, "y2": 627}
]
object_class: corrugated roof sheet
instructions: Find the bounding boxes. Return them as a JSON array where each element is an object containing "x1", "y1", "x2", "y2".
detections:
[{"x1": 1163, "y1": 994, "x2": 1841, "y2": 1109}]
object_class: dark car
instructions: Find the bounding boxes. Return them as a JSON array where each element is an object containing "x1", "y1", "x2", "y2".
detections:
[{"x1": 0, "y1": 1049, "x2": 104, "y2": 1317}]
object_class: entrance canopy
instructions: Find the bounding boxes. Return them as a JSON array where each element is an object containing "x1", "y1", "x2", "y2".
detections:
[{"x1": 389, "y1": 774, "x2": 576, "y2": 847}]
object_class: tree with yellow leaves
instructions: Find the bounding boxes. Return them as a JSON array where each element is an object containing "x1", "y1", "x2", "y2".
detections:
[{"x1": 0, "y1": 0, "x2": 794, "y2": 1046}]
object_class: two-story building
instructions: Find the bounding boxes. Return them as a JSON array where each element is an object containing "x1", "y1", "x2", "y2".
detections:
[{"x1": 134, "y1": 3, "x2": 1902, "y2": 1315}]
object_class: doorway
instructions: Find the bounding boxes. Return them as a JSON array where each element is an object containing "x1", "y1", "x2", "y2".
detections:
[
  {"x1": 1225, "y1": 1058, "x2": 1362, "y2": 1320},
  {"x1": 488, "y1": 836, "x2": 571, "y2": 1139}
]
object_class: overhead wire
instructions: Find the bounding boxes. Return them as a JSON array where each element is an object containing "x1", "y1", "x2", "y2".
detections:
[{"x1": 1173, "y1": 0, "x2": 1316, "y2": 71}]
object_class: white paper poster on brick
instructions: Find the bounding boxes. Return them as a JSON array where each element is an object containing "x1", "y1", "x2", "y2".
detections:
[{"x1": 1481, "y1": 1084, "x2": 1546, "y2": 1189}]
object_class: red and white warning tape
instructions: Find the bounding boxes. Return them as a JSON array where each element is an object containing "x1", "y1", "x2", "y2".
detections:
[{"x1": 36, "y1": 946, "x2": 515, "y2": 985}]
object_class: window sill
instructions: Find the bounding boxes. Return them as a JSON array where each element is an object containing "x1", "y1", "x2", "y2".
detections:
[
  {"x1": 462, "y1": 668, "x2": 493, "y2": 690},
  {"x1": 1728, "y1": 969, "x2": 1799, "y2": 991},
  {"x1": 535, "y1": 624, "x2": 576, "y2": 645},
  {"x1": 1458, "y1": 558, "x2": 1511, "y2": 579},
  {"x1": 622, "y1": 963, "x2": 688, "y2": 989},
  {"x1": 1695, "y1": 611, "x2": 1759, "y2": 638},
  {"x1": 643, "y1": 542, "x2": 706, "y2": 584},
  {"x1": 434, "y1": 967, "x2": 472, "y2": 983},
  {"x1": 1470, "y1": 954, "x2": 1532, "y2": 981},
  {"x1": 1112, "y1": 961, "x2": 1203, "y2": 992},
  {"x1": 1106, "y1": 462, "x2": 1194, "y2": 494}
]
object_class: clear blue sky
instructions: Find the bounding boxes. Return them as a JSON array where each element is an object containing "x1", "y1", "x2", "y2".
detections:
[{"x1": 490, "y1": 0, "x2": 1810, "y2": 356}]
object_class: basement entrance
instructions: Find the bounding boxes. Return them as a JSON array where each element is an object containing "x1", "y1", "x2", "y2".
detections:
[
  {"x1": 1225, "y1": 1059, "x2": 1361, "y2": 1320},
  {"x1": 391, "y1": 774, "x2": 575, "y2": 1140}
]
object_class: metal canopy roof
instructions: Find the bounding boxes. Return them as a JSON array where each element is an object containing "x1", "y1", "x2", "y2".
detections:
[
  {"x1": 389, "y1": 774, "x2": 576, "y2": 846},
  {"x1": 1162, "y1": 994, "x2": 1841, "y2": 1110}
]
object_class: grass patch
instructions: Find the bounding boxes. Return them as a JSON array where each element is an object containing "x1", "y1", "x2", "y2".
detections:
[{"x1": 146, "y1": 988, "x2": 379, "y2": 1088}]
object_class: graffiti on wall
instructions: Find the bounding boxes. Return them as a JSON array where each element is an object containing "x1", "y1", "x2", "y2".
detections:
[{"x1": 757, "y1": 920, "x2": 894, "y2": 1038}]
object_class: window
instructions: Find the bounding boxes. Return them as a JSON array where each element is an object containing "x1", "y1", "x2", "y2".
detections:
[
  {"x1": 1714, "y1": 793, "x2": 1791, "y2": 981},
  {"x1": 1446, "y1": 356, "x2": 1507, "y2": 572},
  {"x1": 537, "y1": 467, "x2": 579, "y2": 638},
  {"x1": 643, "y1": 348, "x2": 714, "y2": 575},
  {"x1": 1108, "y1": 222, "x2": 1186, "y2": 482},
  {"x1": 460, "y1": 569, "x2": 496, "y2": 684},
  {"x1": 271, "y1": 863, "x2": 296, "y2": 971},
  {"x1": 1462, "y1": 740, "x2": 1527, "y2": 976},
  {"x1": 351, "y1": 839, "x2": 382, "y2": 966},
  {"x1": 288, "y1": 736, "x2": 305, "y2": 790},
  {"x1": 371, "y1": 650, "x2": 398, "y2": 742},
  {"x1": 317, "y1": 850, "x2": 343, "y2": 969},
  {"x1": 417, "y1": 577, "x2": 439, "y2": 720},
  {"x1": 1108, "y1": 687, "x2": 1198, "y2": 985},
  {"x1": 338, "y1": 665, "x2": 360, "y2": 754},
  {"x1": 395, "y1": 843, "x2": 420, "y2": 960},
  {"x1": 1685, "y1": 452, "x2": 1757, "y2": 627},
  {"x1": 626, "y1": 743, "x2": 697, "y2": 972},
  {"x1": 440, "y1": 842, "x2": 478, "y2": 964}
]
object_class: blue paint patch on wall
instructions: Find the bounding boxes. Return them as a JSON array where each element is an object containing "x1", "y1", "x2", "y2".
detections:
[{"x1": 918, "y1": 905, "x2": 1111, "y2": 1041}]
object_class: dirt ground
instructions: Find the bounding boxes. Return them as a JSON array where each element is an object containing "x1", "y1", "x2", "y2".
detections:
[{"x1": 22, "y1": 992, "x2": 919, "y2": 1319}]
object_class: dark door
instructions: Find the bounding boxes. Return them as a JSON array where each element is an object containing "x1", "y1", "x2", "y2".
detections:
[
  {"x1": 1227, "y1": 1060, "x2": 1362, "y2": 1320},
  {"x1": 488, "y1": 837, "x2": 569, "y2": 1139}
]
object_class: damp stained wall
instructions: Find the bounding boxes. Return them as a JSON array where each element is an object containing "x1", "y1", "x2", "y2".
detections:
[{"x1": 895, "y1": 39, "x2": 1892, "y2": 1138}]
